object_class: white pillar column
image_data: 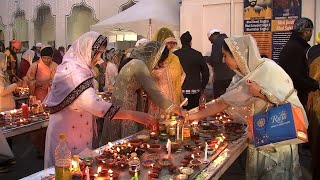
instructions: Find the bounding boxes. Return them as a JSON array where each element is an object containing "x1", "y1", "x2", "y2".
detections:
[
  {"x1": 55, "y1": 14, "x2": 66, "y2": 48},
  {"x1": 28, "y1": 21, "x2": 35, "y2": 48},
  {"x1": 4, "y1": 25, "x2": 13, "y2": 47}
]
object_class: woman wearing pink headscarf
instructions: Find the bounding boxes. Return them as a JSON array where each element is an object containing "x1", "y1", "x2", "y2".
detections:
[{"x1": 43, "y1": 31, "x2": 156, "y2": 168}]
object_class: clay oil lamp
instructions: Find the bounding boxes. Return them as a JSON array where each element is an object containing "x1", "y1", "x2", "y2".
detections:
[
  {"x1": 99, "y1": 166, "x2": 108, "y2": 176},
  {"x1": 104, "y1": 159, "x2": 115, "y2": 167},
  {"x1": 135, "y1": 148, "x2": 145, "y2": 157},
  {"x1": 148, "y1": 171, "x2": 159, "y2": 179},
  {"x1": 136, "y1": 134, "x2": 150, "y2": 142},
  {"x1": 108, "y1": 169, "x2": 120, "y2": 180},
  {"x1": 193, "y1": 151, "x2": 202, "y2": 159},
  {"x1": 96, "y1": 154, "x2": 107, "y2": 163},
  {"x1": 147, "y1": 144, "x2": 162, "y2": 153},
  {"x1": 168, "y1": 165, "x2": 178, "y2": 173},
  {"x1": 171, "y1": 142, "x2": 181, "y2": 152},
  {"x1": 179, "y1": 167, "x2": 194, "y2": 176},
  {"x1": 184, "y1": 154, "x2": 193, "y2": 161},
  {"x1": 190, "y1": 158, "x2": 202, "y2": 167},
  {"x1": 159, "y1": 133, "x2": 168, "y2": 141},
  {"x1": 184, "y1": 144, "x2": 192, "y2": 151},
  {"x1": 153, "y1": 164, "x2": 162, "y2": 173},
  {"x1": 149, "y1": 131, "x2": 158, "y2": 139},
  {"x1": 175, "y1": 174, "x2": 188, "y2": 180},
  {"x1": 128, "y1": 139, "x2": 143, "y2": 148}
]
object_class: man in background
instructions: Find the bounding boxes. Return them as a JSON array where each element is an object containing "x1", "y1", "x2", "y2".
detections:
[
  {"x1": 207, "y1": 29, "x2": 234, "y2": 98},
  {"x1": 174, "y1": 31, "x2": 209, "y2": 110}
]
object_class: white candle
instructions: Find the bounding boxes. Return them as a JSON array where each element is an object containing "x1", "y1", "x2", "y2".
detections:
[
  {"x1": 167, "y1": 139, "x2": 171, "y2": 157},
  {"x1": 204, "y1": 142, "x2": 208, "y2": 162},
  {"x1": 176, "y1": 123, "x2": 180, "y2": 141},
  {"x1": 85, "y1": 166, "x2": 90, "y2": 180},
  {"x1": 181, "y1": 127, "x2": 184, "y2": 141}
]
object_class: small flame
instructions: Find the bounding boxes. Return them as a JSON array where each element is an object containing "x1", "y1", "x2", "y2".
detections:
[
  {"x1": 108, "y1": 169, "x2": 113, "y2": 174},
  {"x1": 117, "y1": 147, "x2": 121, "y2": 152},
  {"x1": 191, "y1": 154, "x2": 194, "y2": 159}
]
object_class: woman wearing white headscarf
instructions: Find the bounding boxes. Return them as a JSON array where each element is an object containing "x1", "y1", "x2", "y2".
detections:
[
  {"x1": 0, "y1": 53, "x2": 22, "y2": 112},
  {"x1": 188, "y1": 35, "x2": 306, "y2": 180},
  {"x1": 19, "y1": 50, "x2": 35, "y2": 79},
  {"x1": 43, "y1": 32, "x2": 155, "y2": 168}
]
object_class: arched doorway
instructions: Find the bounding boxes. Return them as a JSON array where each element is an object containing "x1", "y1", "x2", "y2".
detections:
[
  {"x1": 34, "y1": 5, "x2": 55, "y2": 47},
  {"x1": 66, "y1": 4, "x2": 98, "y2": 45},
  {"x1": 13, "y1": 10, "x2": 28, "y2": 51}
]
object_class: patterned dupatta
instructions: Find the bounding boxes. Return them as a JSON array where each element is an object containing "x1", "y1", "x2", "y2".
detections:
[
  {"x1": 43, "y1": 32, "x2": 108, "y2": 113},
  {"x1": 218, "y1": 35, "x2": 307, "y2": 126}
]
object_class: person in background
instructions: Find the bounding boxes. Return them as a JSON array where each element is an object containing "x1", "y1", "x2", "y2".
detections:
[
  {"x1": 33, "y1": 43, "x2": 42, "y2": 62},
  {"x1": 26, "y1": 47, "x2": 58, "y2": 102},
  {"x1": 66, "y1": 44, "x2": 71, "y2": 52},
  {"x1": 174, "y1": 31, "x2": 209, "y2": 110},
  {"x1": 0, "y1": 52, "x2": 22, "y2": 112},
  {"x1": 188, "y1": 35, "x2": 306, "y2": 180},
  {"x1": 25, "y1": 47, "x2": 58, "y2": 158},
  {"x1": 5, "y1": 40, "x2": 21, "y2": 83},
  {"x1": 204, "y1": 56, "x2": 214, "y2": 100},
  {"x1": 104, "y1": 52, "x2": 118, "y2": 93},
  {"x1": 43, "y1": 32, "x2": 156, "y2": 168},
  {"x1": 0, "y1": 53, "x2": 21, "y2": 172},
  {"x1": 0, "y1": 41, "x2": 5, "y2": 52},
  {"x1": 19, "y1": 50, "x2": 35, "y2": 79},
  {"x1": 305, "y1": 35, "x2": 320, "y2": 179},
  {"x1": 53, "y1": 48, "x2": 63, "y2": 65},
  {"x1": 58, "y1": 46, "x2": 65, "y2": 57},
  {"x1": 207, "y1": 28, "x2": 234, "y2": 98},
  {"x1": 279, "y1": 17, "x2": 317, "y2": 107}
]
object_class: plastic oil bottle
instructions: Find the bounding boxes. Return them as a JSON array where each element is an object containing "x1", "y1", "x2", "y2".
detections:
[{"x1": 55, "y1": 133, "x2": 71, "y2": 180}]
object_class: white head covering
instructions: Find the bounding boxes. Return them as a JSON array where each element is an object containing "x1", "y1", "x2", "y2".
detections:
[
  {"x1": 36, "y1": 43, "x2": 42, "y2": 48},
  {"x1": 22, "y1": 50, "x2": 35, "y2": 65},
  {"x1": 44, "y1": 31, "x2": 108, "y2": 112},
  {"x1": 219, "y1": 35, "x2": 307, "y2": 126},
  {"x1": 135, "y1": 38, "x2": 149, "y2": 47},
  {"x1": 207, "y1": 28, "x2": 221, "y2": 38}
]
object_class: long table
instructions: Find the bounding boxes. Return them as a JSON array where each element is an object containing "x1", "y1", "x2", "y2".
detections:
[
  {"x1": 21, "y1": 130, "x2": 248, "y2": 180},
  {"x1": 3, "y1": 119, "x2": 49, "y2": 138}
]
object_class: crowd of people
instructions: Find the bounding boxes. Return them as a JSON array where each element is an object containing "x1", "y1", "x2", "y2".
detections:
[{"x1": 0, "y1": 17, "x2": 320, "y2": 180}]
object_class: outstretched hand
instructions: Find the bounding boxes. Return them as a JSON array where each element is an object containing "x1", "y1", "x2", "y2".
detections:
[{"x1": 129, "y1": 111, "x2": 157, "y2": 128}]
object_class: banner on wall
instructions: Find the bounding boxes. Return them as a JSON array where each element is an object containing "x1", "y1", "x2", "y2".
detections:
[{"x1": 244, "y1": 0, "x2": 301, "y2": 62}]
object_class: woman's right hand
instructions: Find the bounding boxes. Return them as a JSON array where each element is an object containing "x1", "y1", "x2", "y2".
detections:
[{"x1": 128, "y1": 111, "x2": 157, "y2": 128}]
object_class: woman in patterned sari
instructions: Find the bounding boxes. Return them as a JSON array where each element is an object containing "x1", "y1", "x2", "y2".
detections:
[
  {"x1": 101, "y1": 41, "x2": 181, "y2": 145},
  {"x1": 43, "y1": 32, "x2": 156, "y2": 168},
  {"x1": 187, "y1": 35, "x2": 306, "y2": 180}
]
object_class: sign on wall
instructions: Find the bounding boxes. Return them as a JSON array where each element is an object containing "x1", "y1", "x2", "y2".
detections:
[{"x1": 244, "y1": 0, "x2": 301, "y2": 62}]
